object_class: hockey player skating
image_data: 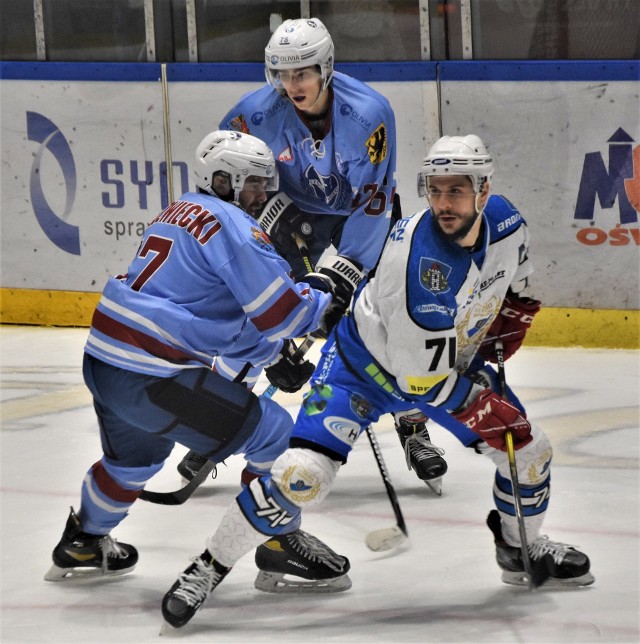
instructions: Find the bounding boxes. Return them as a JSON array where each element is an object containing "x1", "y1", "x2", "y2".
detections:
[
  {"x1": 178, "y1": 16, "x2": 447, "y2": 492},
  {"x1": 44, "y1": 131, "x2": 351, "y2": 591},
  {"x1": 160, "y1": 133, "x2": 594, "y2": 630}
]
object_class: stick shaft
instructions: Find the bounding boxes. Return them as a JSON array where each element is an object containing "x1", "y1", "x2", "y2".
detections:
[
  {"x1": 494, "y1": 340, "x2": 535, "y2": 588},
  {"x1": 365, "y1": 426, "x2": 408, "y2": 537}
]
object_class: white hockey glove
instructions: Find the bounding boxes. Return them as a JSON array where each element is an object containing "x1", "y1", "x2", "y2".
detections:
[
  {"x1": 305, "y1": 255, "x2": 365, "y2": 339},
  {"x1": 256, "y1": 192, "x2": 314, "y2": 257}
]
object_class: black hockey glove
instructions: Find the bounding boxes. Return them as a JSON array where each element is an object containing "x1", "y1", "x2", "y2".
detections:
[
  {"x1": 305, "y1": 255, "x2": 365, "y2": 339},
  {"x1": 265, "y1": 339, "x2": 315, "y2": 394},
  {"x1": 256, "y1": 192, "x2": 314, "y2": 258}
]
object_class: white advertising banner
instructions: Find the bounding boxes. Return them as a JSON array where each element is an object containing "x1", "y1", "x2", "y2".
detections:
[
  {"x1": 440, "y1": 62, "x2": 639, "y2": 309},
  {"x1": 1, "y1": 61, "x2": 637, "y2": 311}
]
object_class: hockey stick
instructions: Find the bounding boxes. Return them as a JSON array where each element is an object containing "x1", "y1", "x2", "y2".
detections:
[
  {"x1": 364, "y1": 426, "x2": 409, "y2": 552},
  {"x1": 495, "y1": 339, "x2": 552, "y2": 590},
  {"x1": 139, "y1": 336, "x2": 316, "y2": 506}
]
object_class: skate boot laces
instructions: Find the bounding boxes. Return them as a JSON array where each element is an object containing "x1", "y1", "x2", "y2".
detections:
[
  {"x1": 402, "y1": 431, "x2": 446, "y2": 470},
  {"x1": 173, "y1": 556, "x2": 222, "y2": 607},
  {"x1": 288, "y1": 531, "x2": 347, "y2": 573},
  {"x1": 529, "y1": 536, "x2": 580, "y2": 565},
  {"x1": 99, "y1": 535, "x2": 131, "y2": 573}
]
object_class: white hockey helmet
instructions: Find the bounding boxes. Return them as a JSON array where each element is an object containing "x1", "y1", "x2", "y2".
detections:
[
  {"x1": 265, "y1": 18, "x2": 334, "y2": 94},
  {"x1": 418, "y1": 134, "x2": 494, "y2": 196},
  {"x1": 193, "y1": 130, "x2": 278, "y2": 200}
]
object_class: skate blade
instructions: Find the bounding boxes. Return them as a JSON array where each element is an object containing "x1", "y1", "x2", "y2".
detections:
[
  {"x1": 44, "y1": 563, "x2": 135, "y2": 582},
  {"x1": 425, "y1": 477, "x2": 442, "y2": 495},
  {"x1": 254, "y1": 570, "x2": 352, "y2": 594},
  {"x1": 501, "y1": 570, "x2": 595, "y2": 588},
  {"x1": 159, "y1": 621, "x2": 179, "y2": 636}
]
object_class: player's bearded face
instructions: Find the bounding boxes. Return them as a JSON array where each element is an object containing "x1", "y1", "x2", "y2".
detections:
[
  {"x1": 238, "y1": 176, "x2": 269, "y2": 217},
  {"x1": 427, "y1": 176, "x2": 481, "y2": 243}
]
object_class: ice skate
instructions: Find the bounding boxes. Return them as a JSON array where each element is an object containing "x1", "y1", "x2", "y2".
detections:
[
  {"x1": 161, "y1": 549, "x2": 231, "y2": 629},
  {"x1": 487, "y1": 510, "x2": 595, "y2": 587},
  {"x1": 254, "y1": 529, "x2": 351, "y2": 593},
  {"x1": 395, "y1": 413, "x2": 447, "y2": 495},
  {"x1": 44, "y1": 507, "x2": 138, "y2": 581},
  {"x1": 177, "y1": 450, "x2": 210, "y2": 484}
]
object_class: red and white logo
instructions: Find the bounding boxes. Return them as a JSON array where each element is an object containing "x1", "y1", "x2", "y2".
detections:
[{"x1": 278, "y1": 146, "x2": 293, "y2": 162}]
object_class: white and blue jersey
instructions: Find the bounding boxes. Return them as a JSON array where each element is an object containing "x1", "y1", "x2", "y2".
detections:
[
  {"x1": 290, "y1": 195, "x2": 533, "y2": 459},
  {"x1": 219, "y1": 72, "x2": 397, "y2": 273},
  {"x1": 85, "y1": 191, "x2": 331, "y2": 377}
]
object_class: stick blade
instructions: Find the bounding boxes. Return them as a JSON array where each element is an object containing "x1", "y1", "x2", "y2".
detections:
[{"x1": 365, "y1": 525, "x2": 407, "y2": 552}]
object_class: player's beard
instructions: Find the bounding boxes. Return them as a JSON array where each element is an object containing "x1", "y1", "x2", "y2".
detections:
[{"x1": 433, "y1": 208, "x2": 480, "y2": 243}]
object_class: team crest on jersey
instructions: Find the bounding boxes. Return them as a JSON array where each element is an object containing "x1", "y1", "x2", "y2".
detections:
[
  {"x1": 420, "y1": 257, "x2": 452, "y2": 294},
  {"x1": 365, "y1": 123, "x2": 387, "y2": 165},
  {"x1": 229, "y1": 114, "x2": 250, "y2": 134},
  {"x1": 349, "y1": 394, "x2": 372, "y2": 419},
  {"x1": 278, "y1": 145, "x2": 293, "y2": 162}
]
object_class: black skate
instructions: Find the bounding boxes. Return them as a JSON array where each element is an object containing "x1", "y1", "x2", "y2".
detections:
[
  {"x1": 254, "y1": 529, "x2": 352, "y2": 594},
  {"x1": 177, "y1": 450, "x2": 210, "y2": 483},
  {"x1": 487, "y1": 510, "x2": 595, "y2": 587},
  {"x1": 44, "y1": 507, "x2": 138, "y2": 581},
  {"x1": 161, "y1": 550, "x2": 231, "y2": 629},
  {"x1": 396, "y1": 413, "x2": 447, "y2": 495}
]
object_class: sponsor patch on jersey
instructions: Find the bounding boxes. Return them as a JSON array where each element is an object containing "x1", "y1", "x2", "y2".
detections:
[
  {"x1": 280, "y1": 465, "x2": 321, "y2": 505},
  {"x1": 349, "y1": 394, "x2": 372, "y2": 419},
  {"x1": 414, "y1": 303, "x2": 455, "y2": 317},
  {"x1": 278, "y1": 145, "x2": 293, "y2": 162},
  {"x1": 340, "y1": 103, "x2": 372, "y2": 130},
  {"x1": 365, "y1": 123, "x2": 387, "y2": 165},
  {"x1": 419, "y1": 257, "x2": 452, "y2": 294},
  {"x1": 228, "y1": 114, "x2": 250, "y2": 133},
  {"x1": 323, "y1": 416, "x2": 361, "y2": 445}
]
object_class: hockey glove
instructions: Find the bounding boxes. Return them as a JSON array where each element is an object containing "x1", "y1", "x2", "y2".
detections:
[
  {"x1": 305, "y1": 255, "x2": 365, "y2": 339},
  {"x1": 256, "y1": 192, "x2": 314, "y2": 257},
  {"x1": 479, "y1": 293, "x2": 541, "y2": 362},
  {"x1": 265, "y1": 339, "x2": 315, "y2": 394},
  {"x1": 453, "y1": 389, "x2": 532, "y2": 451}
]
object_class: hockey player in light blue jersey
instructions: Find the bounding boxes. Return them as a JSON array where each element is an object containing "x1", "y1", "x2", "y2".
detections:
[
  {"x1": 177, "y1": 16, "x2": 417, "y2": 484},
  {"x1": 45, "y1": 131, "x2": 352, "y2": 595},
  {"x1": 159, "y1": 134, "x2": 594, "y2": 629}
]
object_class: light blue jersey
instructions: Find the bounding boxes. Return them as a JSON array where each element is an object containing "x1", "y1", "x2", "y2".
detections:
[
  {"x1": 85, "y1": 191, "x2": 331, "y2": 377},
  {"x1": 219, "y1": 72, "x2": 397, "y2": 273}
]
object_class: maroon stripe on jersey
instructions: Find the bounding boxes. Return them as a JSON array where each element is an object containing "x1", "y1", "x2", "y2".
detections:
[
  {"x1": 250, "y1": 288, "x2": 302, "y2": 332},
  {"x1": 92, "y1": 309, "x2": 203, "y2": 365},
  {"x1": 91, "y1": 462, "x2": 140, "y2": 503}
]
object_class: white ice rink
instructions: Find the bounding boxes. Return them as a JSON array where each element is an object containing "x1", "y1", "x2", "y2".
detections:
[{"x1": 1, "y1": 325, "x2": 638, "y2": 643}]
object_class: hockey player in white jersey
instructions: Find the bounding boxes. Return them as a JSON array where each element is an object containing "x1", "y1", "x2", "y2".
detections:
[
  {"x1": 179, "y1": 17, "x2": 446, "y2": 490},
  {"x1": 159, "y1": 133, "x2": 594, "y2": 629},
  {"x1": 44, "y1": 130, "x2": 352, "y2": 595}
]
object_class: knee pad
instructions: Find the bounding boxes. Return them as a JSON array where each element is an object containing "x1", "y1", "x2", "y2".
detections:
[
  {"x1": 271, "y1": 447, "x2": 341, "y2": 509},
  {"x1": 482, "y1": 424, "x2": 552, "y2": 486}
]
